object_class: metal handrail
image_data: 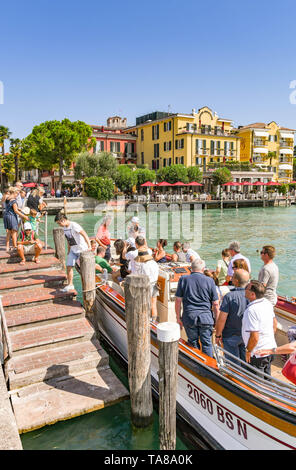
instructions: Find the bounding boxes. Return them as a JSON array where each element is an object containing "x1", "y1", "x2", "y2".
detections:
[
  {"x1": 213, "y1": 345, "x2": 296, "y2": 410},
  {"x1": 0, "y1": 295, "x2": 12, "y2": 363}
]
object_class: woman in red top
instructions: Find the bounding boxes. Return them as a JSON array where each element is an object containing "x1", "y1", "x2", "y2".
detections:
[{"x1": 95, "y1": 215, "x2": 112, "y2": 261}]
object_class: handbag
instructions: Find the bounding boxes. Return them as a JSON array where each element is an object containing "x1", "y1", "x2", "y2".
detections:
[{"x1": 282, "y1": 352, "x2": 296, "y2": 385}]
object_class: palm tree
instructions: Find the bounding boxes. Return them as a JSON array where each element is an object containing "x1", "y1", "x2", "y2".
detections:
[
  {"x1": 10, "y1": 138, "x2": 22, "y2": 182},
  {"x1": 0, "y1": 126, "x2": 11, "y2": 190}
]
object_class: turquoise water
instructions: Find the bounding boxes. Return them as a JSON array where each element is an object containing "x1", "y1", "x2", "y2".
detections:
[{"x1": 4, "y1": 205, "x2": 295, "y2": 449}]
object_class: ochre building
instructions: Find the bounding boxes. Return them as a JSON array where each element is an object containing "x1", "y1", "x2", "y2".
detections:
[
  {"x1": 124, "y1": 107, "x2": 240, "y2": 172},
  {"x1": 237, "y1": 122, "x2": 295, "y2": 182}
]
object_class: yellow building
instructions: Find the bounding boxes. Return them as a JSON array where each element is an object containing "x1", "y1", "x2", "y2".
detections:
[
  {"x1": 237, "y1": 122, "x2": 295, "y2": 182},
  {"x1": 124, "y1": 107, "x2": 240, "y2": 172}
]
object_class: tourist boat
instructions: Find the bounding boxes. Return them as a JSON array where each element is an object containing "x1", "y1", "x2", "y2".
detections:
[{"x1": 90, "y1": 260, "x2": 296, "y2": 451}]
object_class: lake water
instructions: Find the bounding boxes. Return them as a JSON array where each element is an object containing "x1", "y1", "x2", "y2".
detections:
[{"x1": 3, "y1": 205, "x2": 295, "y2": 449}]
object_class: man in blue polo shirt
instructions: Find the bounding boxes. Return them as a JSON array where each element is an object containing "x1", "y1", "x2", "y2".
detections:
[
  {"x1": 175, "y1": 259, "x2": 219, "y2": 358},
  {"x1": 215, "y1": 269, "x2": 250, "y2": 364}
]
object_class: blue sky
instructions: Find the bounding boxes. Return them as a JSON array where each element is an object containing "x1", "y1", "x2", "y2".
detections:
[{"x1": 1, "y1": 0, "x2": 296, "y2": 143}]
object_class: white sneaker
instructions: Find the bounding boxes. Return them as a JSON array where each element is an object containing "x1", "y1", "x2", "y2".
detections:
[{"x1": 61, "y1": 284, "x2": 75, "y2": 292}]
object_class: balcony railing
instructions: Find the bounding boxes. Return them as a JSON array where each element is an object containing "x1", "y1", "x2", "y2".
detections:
[
  {"x1": 253, "y1": 140, "x2": 267, "y2": 147},
  {"x1": 197, "y1": 149, "x2": 237, "y2": 157},
  {"x1": 279, "y1": 157, "x2": 292, "y2": 163},
  {"x1": 280, "y1": 140, "x2": 293, "y2": 148}
]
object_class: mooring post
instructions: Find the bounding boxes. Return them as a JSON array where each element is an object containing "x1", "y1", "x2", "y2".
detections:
[
  {"x1": 124, "y1": 274, "x2": 153, "y2": 428},
  {"x1": 157, "y1": 322, "x2": 180, "y2": 450},
  {"x1": 80, "y1": 250, "x2": 96, "y2": 322},
  {"x1": 53, "y1": 227, "x2": 66, "y2": 270}
]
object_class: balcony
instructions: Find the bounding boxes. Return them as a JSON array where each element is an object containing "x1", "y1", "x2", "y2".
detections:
[
  {"x1": 194, "y1": 126, "x2": 235, "y2": 137},
  {"x1": 279, "y1": 157, "x2": 292, "y2": 163},
  {"x1": 253, "y1": 139, "x2": 268, "y2": 147},
  {"x1": 280, "y1": 140, "x2": 293, "y2": 148}
]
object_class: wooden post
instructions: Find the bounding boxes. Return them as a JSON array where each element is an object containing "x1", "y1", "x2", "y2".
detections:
[
  {"x1": 53, "y1": 227, "x2": 66, "y2": 270},
  {"x1": 157, "y1": 322, "x2": 180, "y2": 450},
  {"x1": 124, "y1": 274, "x2": 153, "y2": 428},
  {"x1": 63, "y1": 196, "x2": 68, "y2": 216},
  {"x1": 80, "y1": 251, "x2": 96, "y2": 322}
]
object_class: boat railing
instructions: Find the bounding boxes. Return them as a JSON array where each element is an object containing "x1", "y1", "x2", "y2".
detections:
[
  {"x1": 213, "y1": 344, "x2": 296, "y2": 411},
  {"x1": 0, "y1": 295, "x2": 12, "y2": 364}
]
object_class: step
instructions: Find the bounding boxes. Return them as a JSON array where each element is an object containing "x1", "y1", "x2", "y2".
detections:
[
  {"x1": 0, "y1": 270, "x2": 67, "y2": 293},
  {"x1": 0, "y1": 248, "x2": 55, "y2": 264},
  {"x1": 11, "y1": 367, "x2": 129, "y2": 433},
  {"x1": 9, "y1": 317, "x2": 94, "y2": 356},
  {"x1": 1, "y1": 286, "x2": 77, "y2": 311},
  {"x1": 6, "y1": 339, "x2": 109, "y2": 390},
  {"x1": 5, "y1": 300, "x2": 85, "y2": 331},
  {"x1": 0, "y1": 257, "x2": 62, "y2": 277}
]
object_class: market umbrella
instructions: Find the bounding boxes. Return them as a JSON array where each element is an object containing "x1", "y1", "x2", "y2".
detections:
[
  {"x1": 253, "y1": 181, "x2": 266, "y2": 185},
  {"x1": 222, "y1": 182, "x2": 240, "y2": 186},
  {"x1": 156, "y1": 181, "x2": 173, "y2": 186},
  {"x1": 290, "y1": 181, "x2": 296, "y2": 184},
  {"x1": 172, "y1": 181, "x2": 186, "y2": 186},
  {"x1": 266, "y1": 181, "x2": 281, "y2": 186},
  {"x1": 23, "y1": 182, "x2": 36, "y2": 188},
  {"x1": 141, "y1": 181, "x2": 156, "y2": 187},
  {"x1": 185, "y1": 181, "x2": 203, "y2": 186},
  {"x1": 240, "y1": 181, "x2": 253, "y2": 186}
]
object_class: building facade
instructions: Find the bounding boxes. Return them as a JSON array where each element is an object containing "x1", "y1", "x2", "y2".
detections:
[
  {"x1": 237, "y1": 122, "x2": 295, "y2": 182},
  {"x1": 91, "y1": 117, "x2": 137, "y2": 164},
  {"x1": 124, "y1": 107, "x2": 240, "y2": 171}
]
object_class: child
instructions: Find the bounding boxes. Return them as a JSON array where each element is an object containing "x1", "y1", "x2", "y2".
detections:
[
  {"x1": 17, "y1": 222, "x2": 42, "y2": 265},
  {"x1": 23, "y1": 208, "x2": 42, "y2": 235}
]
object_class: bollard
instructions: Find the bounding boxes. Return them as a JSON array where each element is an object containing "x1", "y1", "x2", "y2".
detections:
[
  {"x1": 157, "y1": 322, "x2": 180, "y2": 450},
  {"x1": 80, "y1": 250, "x2": 96, "y2": 322},
  {"x1": 124, "y1": 274, "x2": 153, "y2": 428},
  {"x1": 53, "y1": 227, "x2": 66, "y2": 270}
]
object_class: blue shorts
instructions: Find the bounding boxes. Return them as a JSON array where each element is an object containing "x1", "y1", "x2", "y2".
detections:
[{"x1": 67, "y1": 251, "x2": 80, "y2": 267}]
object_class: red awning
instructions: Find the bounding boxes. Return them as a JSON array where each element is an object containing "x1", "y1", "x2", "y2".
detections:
[{"x1": 23, "y1": 182, "x2": 36, "y2": 188}]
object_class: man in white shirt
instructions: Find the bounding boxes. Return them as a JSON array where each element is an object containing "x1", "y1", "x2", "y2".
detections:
[
  {"x1": 242, "y1": 280, "x2": 277, "y2": 379},
  {"x1": 129, "y1": 235, "x2": 159, "y2": 321},
  {"x1": 182, "y1": 242, "x2": 200, "y2": 264},
  {"x1": 226, "y1": 240, "x2": 251, "y2": 282},
  {"x1": 127, "y1": 216, "x2": 146, "y2": 240},
  {"x1": 55, "y1": 213, "x2": 91, "y2": 292}
]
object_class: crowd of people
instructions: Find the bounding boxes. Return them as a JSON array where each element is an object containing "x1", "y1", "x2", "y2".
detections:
[
  {"x1": 52, "y1": 211, "x2": 295, "y2": 382},
  {"x1": 1, "y1": 182, "x2": 47, "y2": 264}
]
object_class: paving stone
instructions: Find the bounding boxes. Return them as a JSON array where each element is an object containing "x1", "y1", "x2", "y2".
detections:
[
  {"x1": 7, "y1": 339, "x2": 109, "y2": 389},
  {"x1": 5, "y1": 300, "x2": 84, "y2": 330},
  {"x1": 0, "y1": 257, "x2": 61, "y2": 277},
  {"x1": 11, "y1": 368, "x2": 129, "y2": 433},
  {"x1": 9, "y1": 317, "x2": 94, "y2": 355},
  {"x1": 1, "y1": 286, "x2": 77, "y2": 310},
  {"x1": 0, "y1": 269, "x2": 66, "y2": 292}
]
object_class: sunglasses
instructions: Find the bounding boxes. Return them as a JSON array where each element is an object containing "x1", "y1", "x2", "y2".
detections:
[{"x1": 260, "y1": 251, "x2": 266, "y2": 255}]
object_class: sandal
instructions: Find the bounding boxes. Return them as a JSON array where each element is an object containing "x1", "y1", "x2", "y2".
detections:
[
  {"x1": 34, "y1": 258, "x2": 41, "y2": 264},
  {"x1": 19, "y1": 260, "x2": 26, "y2": 266}
]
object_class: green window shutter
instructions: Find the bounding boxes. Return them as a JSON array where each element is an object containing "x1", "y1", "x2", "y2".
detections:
[{"x1": 210, "y1": 140, "x2": 214, "y2": 154}]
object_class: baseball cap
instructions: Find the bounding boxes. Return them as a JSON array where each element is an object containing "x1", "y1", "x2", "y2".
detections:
[
  {"x1": 131, "y1": 216, "x2": 140, "y2": 224},
  {"x1": 24, "y1": 222, "x2": 32, "y2": 230}
]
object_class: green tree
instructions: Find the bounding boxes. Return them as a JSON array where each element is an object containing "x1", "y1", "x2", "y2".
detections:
[
  {"x1": 211, "y1": 167, "x2": 232, "y2": 186},
  {"x1": 134, "y1": 168, "x2": 155, "y2": 190},
  {"x1": 1, "y1": 153, "x2": 15, "y2": 187},
  {"x1": 0, "y1": 126, "x2": 12, "y2": 190},
  {"x1": 156, "y1": 164, "x2": 188, "y2": 184},
  {"x1": 74, "y1": 151, "x2": 118, "y2": 180},
  {"x1": 187, "y1": 165, "x2": 203, "y2": 183},
  {"x1": 84, "y1": 176, "x2": 114, "y2": 201},
  {"x1": 293, "y1": 157, "x2": 296, "y2": 179},
  {"x1": 9, "y1": 138, "x2": 23, "y2": 182},
  {"x1": 24, "y1": 119, "x2": 95, "y2": 189},
  {"x1": 114, "y1": 165, "x2": 137, "y2": 194}
]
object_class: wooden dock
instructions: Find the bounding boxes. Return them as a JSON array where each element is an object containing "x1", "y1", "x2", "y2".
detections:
[{"x1": 0, "y1": 237, "x2": 128, "y2": 435}]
